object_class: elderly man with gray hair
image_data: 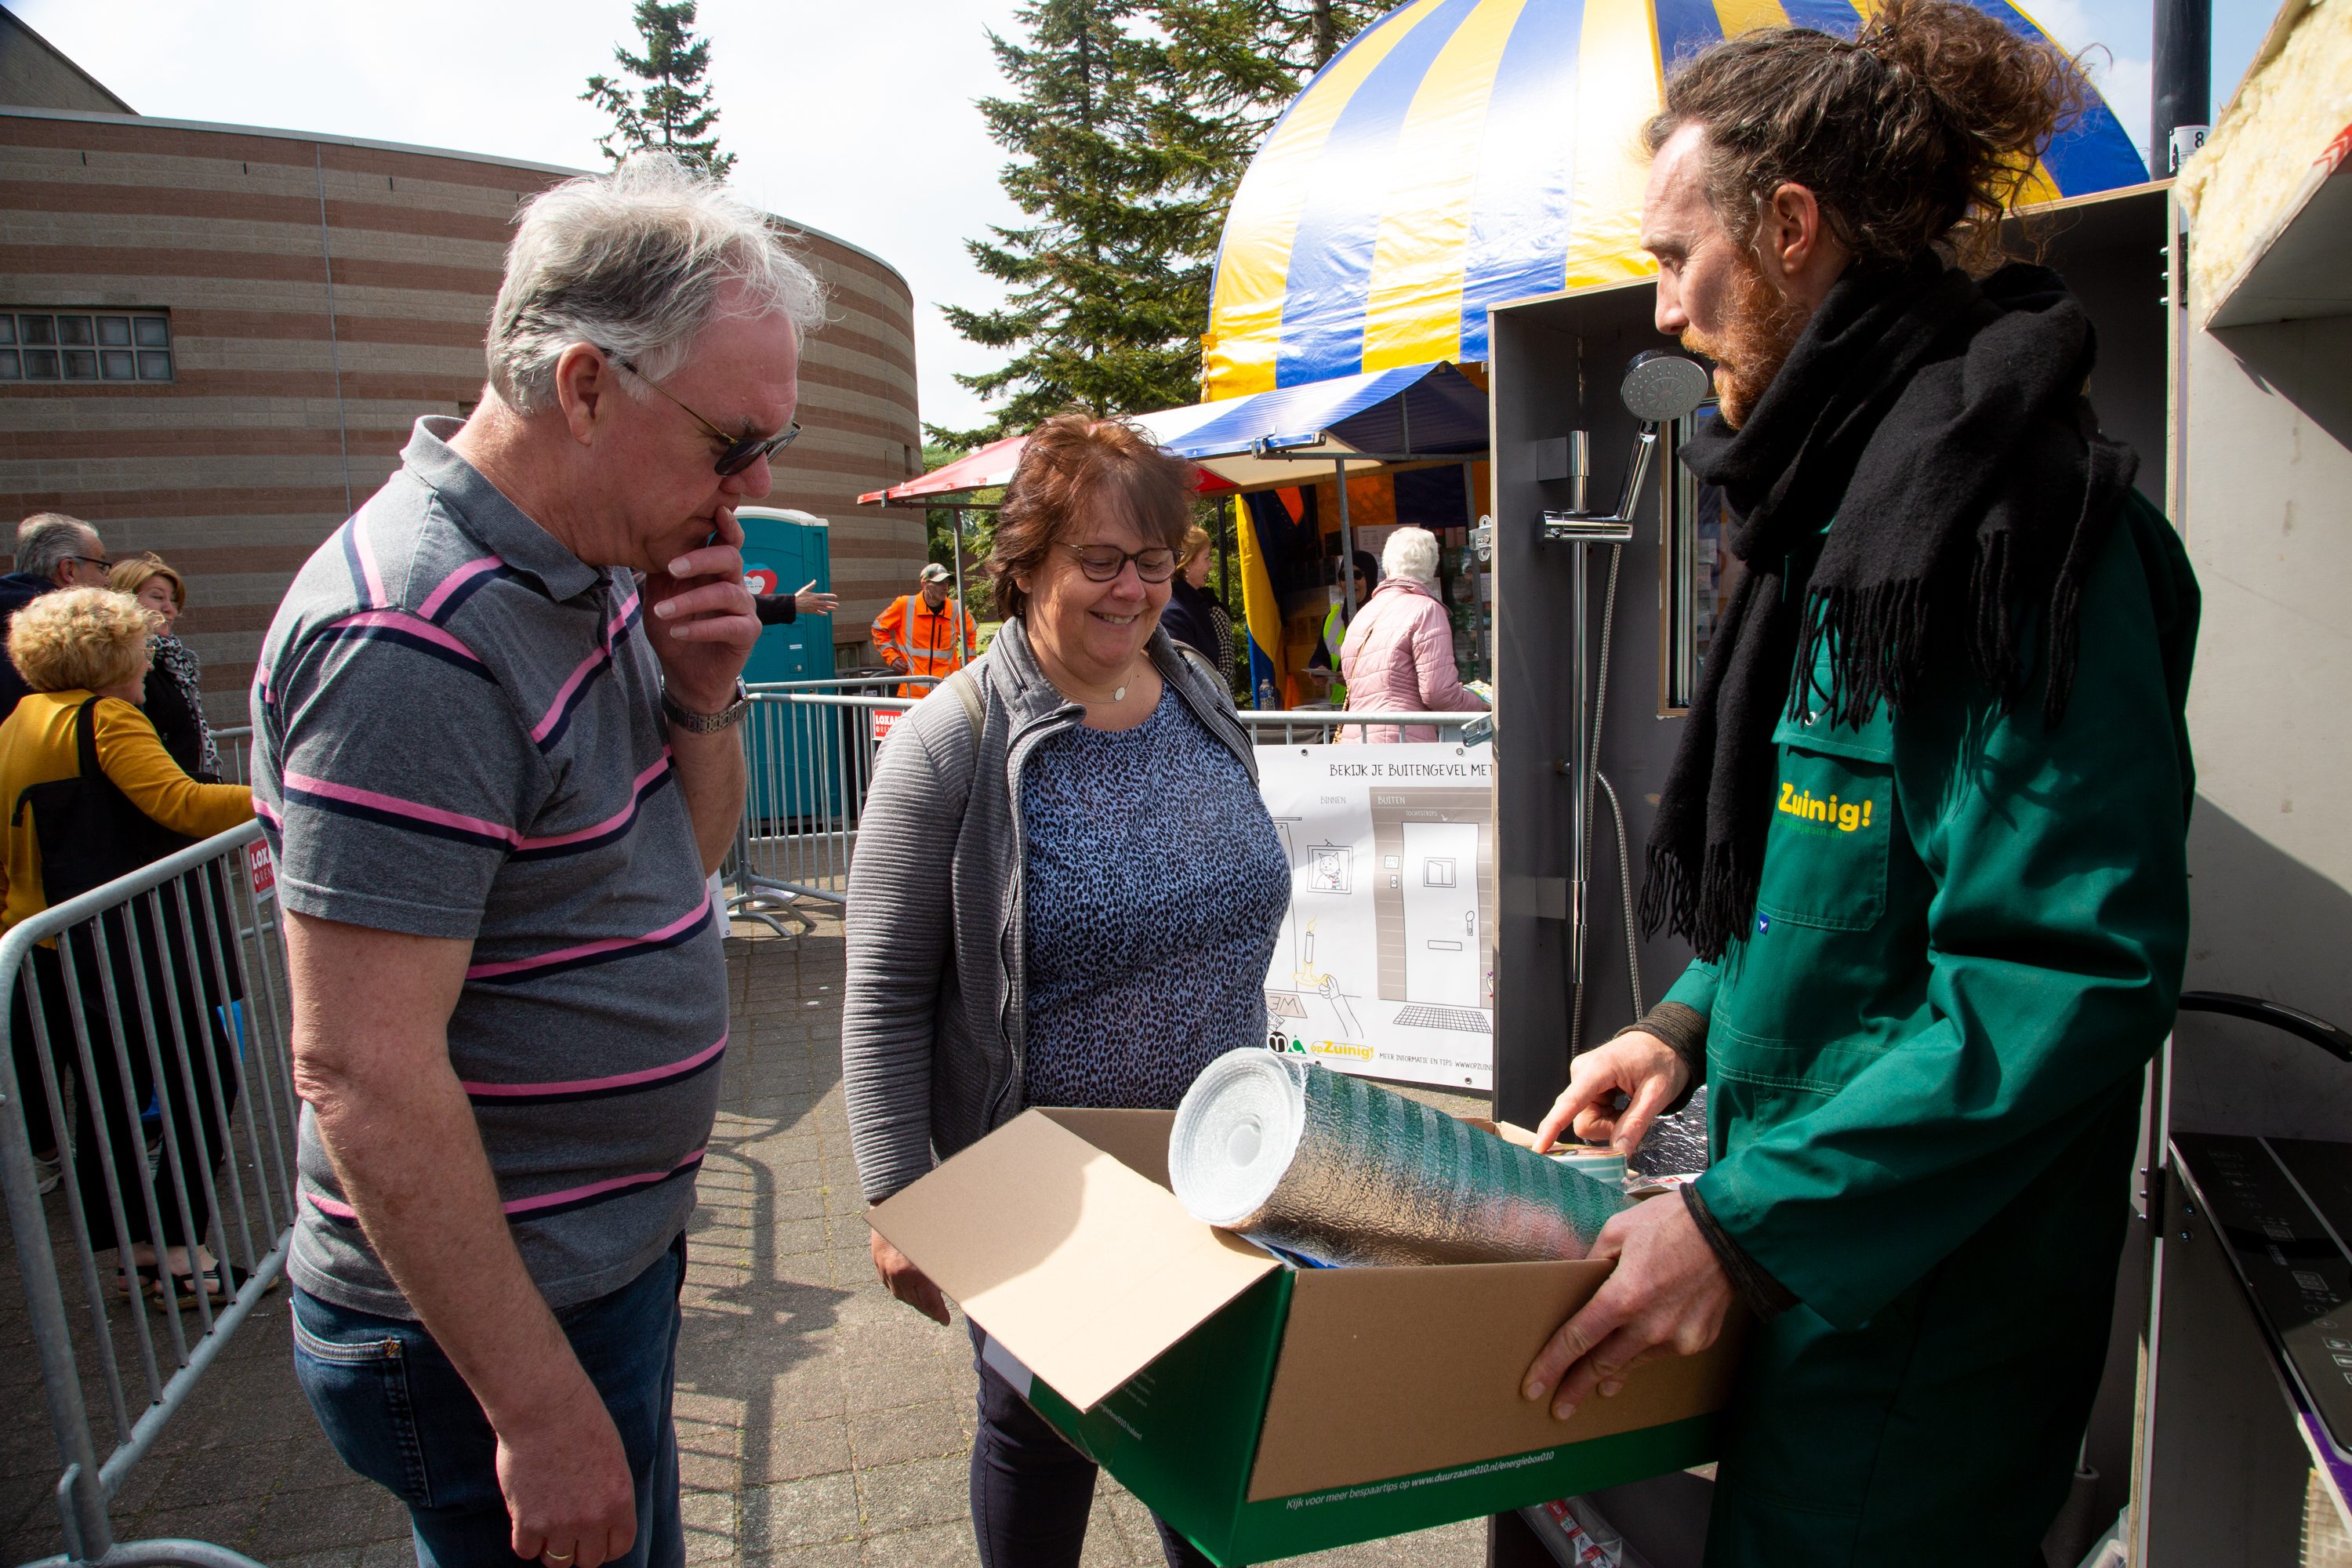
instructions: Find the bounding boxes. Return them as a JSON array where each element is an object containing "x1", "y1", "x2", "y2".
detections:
[
  {"x1": 1, "y1": 513, "x2": 112, "y2": 717},
  {"x1": 254, "y1": 155, "x2": 822, "y2": 1568}
]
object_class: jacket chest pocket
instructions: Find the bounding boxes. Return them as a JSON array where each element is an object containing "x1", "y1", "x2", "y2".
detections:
[{"x1": 1755, "y1": 705, "x2": 1896, "y2": 933}]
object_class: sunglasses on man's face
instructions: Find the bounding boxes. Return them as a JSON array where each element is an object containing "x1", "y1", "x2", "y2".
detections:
[
  {"x1": 1062, "y1": 543, "x2": 1180, "y2": 583},
  {"x1": 604, "y1": 350, "x2": 802, "y2": 477}
]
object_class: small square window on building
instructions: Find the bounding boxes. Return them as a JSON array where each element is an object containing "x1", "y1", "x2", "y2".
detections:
[{"x1": 0, "y1": 310, "x2": 173, "y2": 383}]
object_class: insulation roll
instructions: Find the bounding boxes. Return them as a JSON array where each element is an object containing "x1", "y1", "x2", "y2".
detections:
[
  {"x1": 1632, "y1": 1087, "x2": 1712, "y2": 1179},
  {"x1": 1168, "y1": 1049, "x2": 1630, "y2": 1268}
]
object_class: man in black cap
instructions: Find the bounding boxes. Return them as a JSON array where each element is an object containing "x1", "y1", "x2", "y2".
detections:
[{"x1": 869, "y1": 562, "x2": 977, "y2": 698}]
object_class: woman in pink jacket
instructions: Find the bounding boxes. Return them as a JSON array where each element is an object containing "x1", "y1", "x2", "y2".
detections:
[{"x1": 1336, "y1": 527, "x2": 1490, "y2": 743}]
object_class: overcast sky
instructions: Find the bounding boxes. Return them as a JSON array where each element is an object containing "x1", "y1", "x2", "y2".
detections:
[{"x1": 13, "y1": 0, "x2": 2269, "y2": 441}]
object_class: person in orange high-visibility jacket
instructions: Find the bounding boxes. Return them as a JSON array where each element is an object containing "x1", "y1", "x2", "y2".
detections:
[{"x1": 871, "y1": 564, "x2": 978, "y2": 698}]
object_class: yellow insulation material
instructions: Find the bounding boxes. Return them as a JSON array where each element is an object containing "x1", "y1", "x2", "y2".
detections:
[{"x1": 2174, "y1": 0, "x2": 2352, "y2": 323}]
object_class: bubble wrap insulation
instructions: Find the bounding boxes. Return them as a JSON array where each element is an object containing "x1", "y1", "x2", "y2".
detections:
[{"x1": 1168, "y1": 1050, "x2": 1631, "y2": 1269}]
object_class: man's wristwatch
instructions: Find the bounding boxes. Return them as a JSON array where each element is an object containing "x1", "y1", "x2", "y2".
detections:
[{"x1": 661, "y1": 678, "x2": 750, "y2": 734}]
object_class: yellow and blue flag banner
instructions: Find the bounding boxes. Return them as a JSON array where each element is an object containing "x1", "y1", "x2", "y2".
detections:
[
  {"x1": 1238, "y1": 488, "x2": 1316, "y2": 710},
  {"x1": 1203, "y1": 0, "x2": 2149, "y2": 400}
]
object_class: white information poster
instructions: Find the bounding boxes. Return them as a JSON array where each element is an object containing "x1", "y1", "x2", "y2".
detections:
[{"x1": 1254, "y1": 740, "x2": 1496, "y2": 1091}]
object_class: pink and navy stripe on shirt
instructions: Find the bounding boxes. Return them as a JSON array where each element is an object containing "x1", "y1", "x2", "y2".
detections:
[{"x1": 252, "y1": 415, "x2": 728, "y2": 1319}]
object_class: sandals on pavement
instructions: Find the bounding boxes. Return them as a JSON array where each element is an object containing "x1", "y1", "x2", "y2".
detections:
[
  {"x1": 153, "y1": 1260, "x2": 271, "y2": 1306},
  {"x1": 116, "y1": 1260, "x2": 275, "y2": 1306}
]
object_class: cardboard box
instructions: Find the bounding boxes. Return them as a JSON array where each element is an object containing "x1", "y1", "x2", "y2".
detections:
[{"x1": 869, "y1": 1105, "x2": 1748, "y2": 1564}]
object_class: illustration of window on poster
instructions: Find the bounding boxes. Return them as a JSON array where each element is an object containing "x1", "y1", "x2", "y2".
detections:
[{"x1": 1254, "y1": 742, "x2": 1495, "y2": 1091}]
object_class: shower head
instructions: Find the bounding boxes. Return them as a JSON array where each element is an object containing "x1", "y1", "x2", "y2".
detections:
[
  {"x1": 1539, "y1": 352, "x2": 1712, "y2": 543},
  {"x1": 1620, "y1": 350, "x2": 1711, "y2": 426}
]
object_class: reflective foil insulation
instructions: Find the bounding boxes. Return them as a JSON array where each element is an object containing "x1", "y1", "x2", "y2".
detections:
[
  {"x1": 1632, "y1": 1086, "x2": 1711, "y2": 1180},
  {"x1": 1168, "y1": 1050, "x2": 1632, "y2": 1268}
]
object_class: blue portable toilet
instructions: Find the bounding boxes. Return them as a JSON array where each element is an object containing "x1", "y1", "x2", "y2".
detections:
[
  {"x1": 735, "y1": 507, "x2": 841, "y2": 826},
  {"x1": 737, "y1": 506, "x2": 833, "y2": 684}
]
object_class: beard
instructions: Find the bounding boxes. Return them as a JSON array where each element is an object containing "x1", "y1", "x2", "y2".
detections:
[{"x1": 1681, "y1": 252, "x2": 1805, "y2": 429}]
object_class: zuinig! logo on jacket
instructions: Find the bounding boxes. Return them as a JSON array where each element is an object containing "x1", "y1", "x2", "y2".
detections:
[{"x1": 1777, "y1": 781, "x2": 1878, "y2": 835}]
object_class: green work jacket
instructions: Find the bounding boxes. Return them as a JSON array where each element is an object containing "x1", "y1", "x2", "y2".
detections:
[
  {"x1": 1664, "y1": 495, "x2": 2198, "y2": 1561},
  {"x1": 1673, "y1": 492, "x2": 2196, "y2": 1323}
]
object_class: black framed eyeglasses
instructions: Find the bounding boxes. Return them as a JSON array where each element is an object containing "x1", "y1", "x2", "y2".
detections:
[
  {"x1": 603, "y1": 350, "x2": 802, "y2": 477},
  {"x1": 67, "y1": 555, "x2": 113, "y2": 572},
  {"x1": 1062, "y1": 543, "x2": 1180, "y2": 583}
]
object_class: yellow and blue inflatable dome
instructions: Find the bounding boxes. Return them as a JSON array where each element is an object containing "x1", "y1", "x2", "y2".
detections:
[{"x1": 1202, "y1": 0, "x2": 2150, "y2": 400}]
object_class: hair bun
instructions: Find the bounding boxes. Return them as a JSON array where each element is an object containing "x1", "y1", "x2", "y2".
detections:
[
  {"x1": 1859, "y1": 0, "x2": 2087, "y2": 174},
  {"x1": 1648, "y1": 0, "x2": 2092, "y2": 273}
]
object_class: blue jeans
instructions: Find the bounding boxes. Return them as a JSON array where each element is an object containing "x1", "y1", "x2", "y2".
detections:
[{"x1": 292, "y1": 1236, "x2": 685, "y2": 1568}]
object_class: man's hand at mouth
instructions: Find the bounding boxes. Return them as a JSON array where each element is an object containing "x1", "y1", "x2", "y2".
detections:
[{"x1": 646, "y1": 503, "x2": 758, "y2": 709}]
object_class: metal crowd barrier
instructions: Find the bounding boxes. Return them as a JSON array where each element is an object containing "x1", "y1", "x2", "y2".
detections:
[
  {"x1": 1, "y1": 821, "x2": 294, "y2": 1568},
  {"x1": 715, "y1": 683, "x2": 1485, "y2": 934},
  {"x1": 722, "y1": 677, "x2": 937, "y2": 933},
  {"x1": 1235, "y1": 709, "x2": 1486, "y2": 746}
]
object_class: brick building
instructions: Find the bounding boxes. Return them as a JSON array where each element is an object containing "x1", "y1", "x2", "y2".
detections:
[{"x1": 0, "y1": 12, "x2": 925, "y2": 724}]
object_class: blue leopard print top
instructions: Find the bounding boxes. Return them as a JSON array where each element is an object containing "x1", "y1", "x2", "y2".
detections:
[{"x1": 1020, "y1": 684, "x2": 1290, "y2": 1110}]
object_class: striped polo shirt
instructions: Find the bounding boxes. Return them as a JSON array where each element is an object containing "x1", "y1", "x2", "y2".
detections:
[{"x1": 254, "y1": 416, "x2": 727, "y2": 1317}]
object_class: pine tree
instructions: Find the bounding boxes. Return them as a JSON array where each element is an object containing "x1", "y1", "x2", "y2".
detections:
[
  {"x1": 935, "y1": 0, "x2": 1229, "y2": 447},
  {"x1": 583, "y1": 1, "x2": 737, "y2": 180},
  {"x1": 937, "y1": 0, "x2": 1375, "y2": 448},
  {"x1": 1157, "y1": 0, "x2": 1383, "y2": 195}
]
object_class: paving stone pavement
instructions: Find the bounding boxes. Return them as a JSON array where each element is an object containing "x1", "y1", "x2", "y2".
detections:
[{"x1": 0, "y1": 907, "x2": 1488, "y2": 1566}]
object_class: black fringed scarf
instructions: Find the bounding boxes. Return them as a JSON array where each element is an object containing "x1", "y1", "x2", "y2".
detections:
[{"x1": 1640, "y1": 254, "x2": 2140, "y2": 962}]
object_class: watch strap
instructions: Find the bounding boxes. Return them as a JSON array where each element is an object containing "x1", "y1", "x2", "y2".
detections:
[{"x1": 662, "y1": 678, "x2": 750, "y2": 734}]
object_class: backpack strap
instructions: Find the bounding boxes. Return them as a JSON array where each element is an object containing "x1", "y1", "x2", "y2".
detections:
[
  {"x1": 942, "y1": 666, "x2": 984, "y2": 748},
  {"x1": 73, "y1": 693, "x2": 101, "y2": 779},
  {"x1": 16, "y1": 696, "x2": 100, "y2": 827}
]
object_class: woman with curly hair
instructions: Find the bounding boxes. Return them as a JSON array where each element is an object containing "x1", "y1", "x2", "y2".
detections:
[{"x1": 1, "y1": 587, "x2": 255, "y2": 1305}]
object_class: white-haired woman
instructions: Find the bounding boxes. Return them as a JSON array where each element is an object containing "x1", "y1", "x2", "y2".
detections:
[{"x1": 1337, "y1": 526, "x2": 1487, "y2": 742}]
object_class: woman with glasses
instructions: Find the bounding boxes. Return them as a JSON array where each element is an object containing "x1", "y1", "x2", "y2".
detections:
[
  {"x1": 109, "y1": 554, "x2": 220, "y2": 782},
  {"x1": 842, "y1": 412, "x2": 1288, "y2": 1568}
]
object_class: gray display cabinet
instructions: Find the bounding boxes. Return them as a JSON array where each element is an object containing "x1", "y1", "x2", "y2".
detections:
[{"x1": 2133, "y1": 125, "x2": 2352, "y2": 1560}]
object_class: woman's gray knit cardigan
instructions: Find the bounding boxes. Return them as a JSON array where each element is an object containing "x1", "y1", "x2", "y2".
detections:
[{"x1": 841, "y1": 614, "x2": 1258, "y2": 1204}]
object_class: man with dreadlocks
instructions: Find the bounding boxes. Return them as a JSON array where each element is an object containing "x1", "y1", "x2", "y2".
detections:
[{"x1": 1519, "y1": 2, "x2": 2197, "y2": 1560}]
